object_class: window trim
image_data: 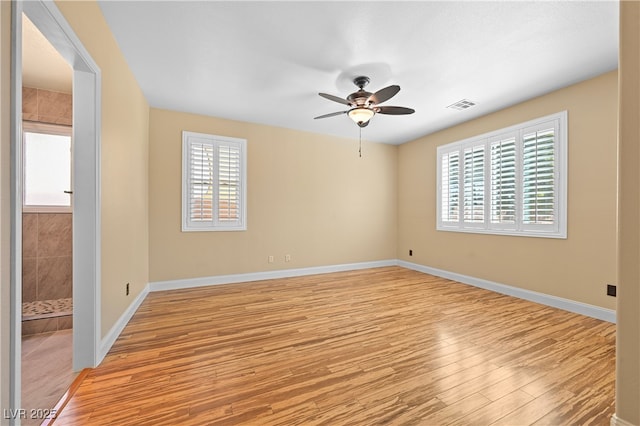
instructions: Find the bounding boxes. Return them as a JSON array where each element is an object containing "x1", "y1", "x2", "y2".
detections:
[
  {"x1": 22, "y1": 121, "x2": 73, "y2": 213},
  {"x1": 181, "y1": 131, "x2": 247, "y2": 232},
  {"x1": 436, "y1": 111, "x2": 567, "y2": 239}
]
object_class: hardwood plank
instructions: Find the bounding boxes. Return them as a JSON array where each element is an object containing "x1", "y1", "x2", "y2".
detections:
[
  {"x1": 52, "y1": 267, "x2": 616, "y2": 425},
  {"x1": 42, "y1": 368, "x2": 91, "y2": 426},
  {"x1": 489, "y1": 389, "x2": 576, "y2": 426},
  {"x1": 450, "y1": 389, "x2": 535, "y2": 425}
]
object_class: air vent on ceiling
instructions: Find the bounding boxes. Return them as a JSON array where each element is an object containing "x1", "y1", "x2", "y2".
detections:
[{"x1": 447, "y1": 99, "x2": 476, "y2": 111}]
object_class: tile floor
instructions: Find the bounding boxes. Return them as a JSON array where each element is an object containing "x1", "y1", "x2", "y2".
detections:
[{"x1": 21, "y1": 330, "x2": 76, "y2": 426}]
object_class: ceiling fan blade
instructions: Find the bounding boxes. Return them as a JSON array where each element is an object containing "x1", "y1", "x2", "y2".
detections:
[
  {"x1": 319, "y1": 92, "x2": 350, "y2": 106},
  {"x1": 314, "y1": 110, "x2": 348, "y2": 119},
  {"x1": 375, "y1": 106, "x2": 415, "y2": 115},
  {"x1": 368, "y1": 85, "x2": 400, "y2": 105}
]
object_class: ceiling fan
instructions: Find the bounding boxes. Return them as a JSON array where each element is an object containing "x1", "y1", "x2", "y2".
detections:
[{"x1": 314, "y1": 76, "x2": 415, "y2": 128}]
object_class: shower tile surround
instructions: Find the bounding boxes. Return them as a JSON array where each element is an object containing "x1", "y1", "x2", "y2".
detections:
[
  {"x1": 22, "y1": 86, "x2": 73, "y2": 335},
  {"x1": 22, "y1": 86, "x2": 72, "y2": 125},
  {"x1": 22, "y1": 213, "x2": 72, "y2": 301},
  {"x1": 22, "y1": 213, "x2": 73, "y2": 335}
]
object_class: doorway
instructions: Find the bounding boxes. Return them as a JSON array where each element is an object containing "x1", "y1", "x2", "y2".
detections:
[
  {"x1": 20, "y1": 30, "x2": 75, "y2": 413},
  {"x1": 10, "y1": 0, "x2": 101, "y2": 420}
]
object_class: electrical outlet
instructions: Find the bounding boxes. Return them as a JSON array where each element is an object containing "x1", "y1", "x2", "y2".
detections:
[
  {"x1": 607, "y1": 284, "x2": 616, "y2": 297},
  {"x1": 126, "y1": 282, "x2": 130, "y2": 296},
  {"x1": 268, "y1": 255, "x2": 274, "y2": 263},
  {"x1": 285, "y1": 254, "x2": 291, "y2": 262}
]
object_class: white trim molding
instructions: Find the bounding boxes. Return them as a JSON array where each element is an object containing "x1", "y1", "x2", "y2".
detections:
[
  {"x1": 611, "y1": 414, "x2": 638, "y2": 426},
  {"x1": 398, "y1": 260, "x2": 616, "y2": 323},
  {"x1": 10, "y1": 0, "x2": 102, "y2": 417},
  {"x1": 150, "y1": 260, "x2": 398, "y2": 292},
  {"x1": 181, "y1": 131, "x2": 247, "y2": 232},
  {"x1": 99, "y1": 284, "x2": 149, "y2": 363},
  {"x1": 21, "y1": 0, "x2": 103, "y2": 372},
  {"x1": 436, "y1": 111, "x2": 568, "y2": 239}
]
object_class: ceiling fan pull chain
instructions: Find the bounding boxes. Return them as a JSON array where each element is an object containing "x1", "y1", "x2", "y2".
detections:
[{"x1": 359, "y1": 126, "x2": 362, "y2": 158}]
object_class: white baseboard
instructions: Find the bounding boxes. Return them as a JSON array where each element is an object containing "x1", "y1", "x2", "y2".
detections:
[
  {"x1": 398, "y1": 260, "x2": 616, "y2": 323},
  {"x1": 149, "y1": 259, "x2": 398, "y2": 292},
  {"x1": 611, "y1": 414, "x2": 638, "y2": 426},
  {"x1": 98, "y1": 283, "x2": 150, "y2": 364}
]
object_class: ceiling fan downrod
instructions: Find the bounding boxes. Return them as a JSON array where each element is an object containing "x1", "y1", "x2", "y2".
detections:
[{"x1": 353, "y1": 76, "x2": 370, "y2": 90}]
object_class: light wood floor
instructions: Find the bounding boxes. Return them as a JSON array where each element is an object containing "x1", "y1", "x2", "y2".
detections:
[
  {"x1": 54, "y1": 267, "x2": 615, "y2": 425},
  {"x1": 22, "y1": 329, "x2": 76, "y2": 426}
]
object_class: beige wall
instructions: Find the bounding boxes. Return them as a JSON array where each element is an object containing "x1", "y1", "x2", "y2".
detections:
[
  {"x1": 1, "y1": 0, "x2": 12, "y2": 420},
  {"x1": 616, "y1": 1, "x2": 640, "y2": 424},
  {"x1": 149, "y1": 109, "x2": 397, "y2": 282},
  {"x1": 55, "y1": 1, "x2": 150, "y2": 337},
  {"x1": 398, "y1": 71, "x2": 618, "y2": 311}
]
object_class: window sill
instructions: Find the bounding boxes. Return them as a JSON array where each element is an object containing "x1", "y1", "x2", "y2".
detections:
[{"x1": 436, "y1": 226, "x2": 567, "y2": 239}]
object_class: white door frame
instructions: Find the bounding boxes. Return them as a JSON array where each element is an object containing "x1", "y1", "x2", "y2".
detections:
[{"x1": 10, "y1": 0, "x2": 101, "y2": 418}]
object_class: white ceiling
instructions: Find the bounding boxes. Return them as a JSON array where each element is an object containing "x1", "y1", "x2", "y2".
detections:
[{"x1": 94, "y1": 1, "x2": 618, "y2": 145}]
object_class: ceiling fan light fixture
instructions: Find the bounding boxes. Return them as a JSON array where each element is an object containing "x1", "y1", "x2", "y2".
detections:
[
  {"x1": 348, "y1": 107, "x2": 374, "y2": 127},
  {"x1": 316, "y1": 76, "x2": 413, "y2": 129}
]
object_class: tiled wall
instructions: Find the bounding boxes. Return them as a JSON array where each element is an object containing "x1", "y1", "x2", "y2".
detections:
[
  {"x1": 22, "y1": 213, "x2": 72, "y2": 303},
  {"x1": 21, "y1": 86, "x2": 73, "y2": 335},
  {"x1": 22, "y1": 213, "x2": 72, "y2": 335},
  {"x1": 22, "y1": 86, "x2": 72, "y2": 125}
]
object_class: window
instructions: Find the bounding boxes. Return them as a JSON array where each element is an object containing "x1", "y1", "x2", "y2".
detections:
[
  {"x1": 182, "y1": 131, "x2": 247, "y2": 231},
  {"x1": 22, "y1": 122, "x2": 72, "y2": 212},
  {"x1": 437, "y1": 111, "x2": 567, "y2": 238}
]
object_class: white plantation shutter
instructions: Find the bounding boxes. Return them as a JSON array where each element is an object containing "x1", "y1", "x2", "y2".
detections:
[
  {"x1": 217, "y1": 144, "x2": 242, "y2": 225},
  {"x1": 440, "y1": 151, "x2": 460, "y2": 223},
  {"x1": 437, "y1": 111, "x2": 566, "y2": 238},
  {"x1": 522, "y1": 125, "x2": 555, "y2": 227},
  {"x1": 490, "y1": 134, "x2": 517, "y2": 226},
  {"x1": 463, "y1": 144, "x2": 485, "y2": 224},
  {"x1": 188, "y1": 141, "x2": 215, "y2": 224},
  {"x1": 182, "y1": 132, "x2": 247, "y2": 231}
]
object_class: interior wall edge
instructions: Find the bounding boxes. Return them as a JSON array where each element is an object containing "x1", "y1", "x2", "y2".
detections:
[
  {"x1": 615, "y1": 0, "x2": 640, "y2": 424},
  {"x1": 610, "y1": 413, "x2": 638, "y2": 426},
  {"x1": 0, "y1": 0, "x2": 13, "y2": 420}
]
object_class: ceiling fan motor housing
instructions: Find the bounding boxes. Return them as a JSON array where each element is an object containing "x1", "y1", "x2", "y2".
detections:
[
  {"x1": 347, "y1": 91, "x2": 372, "y2": 106},
  {"x1": 349, "y1": 76, "x2": 373, "y2": 106}
]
